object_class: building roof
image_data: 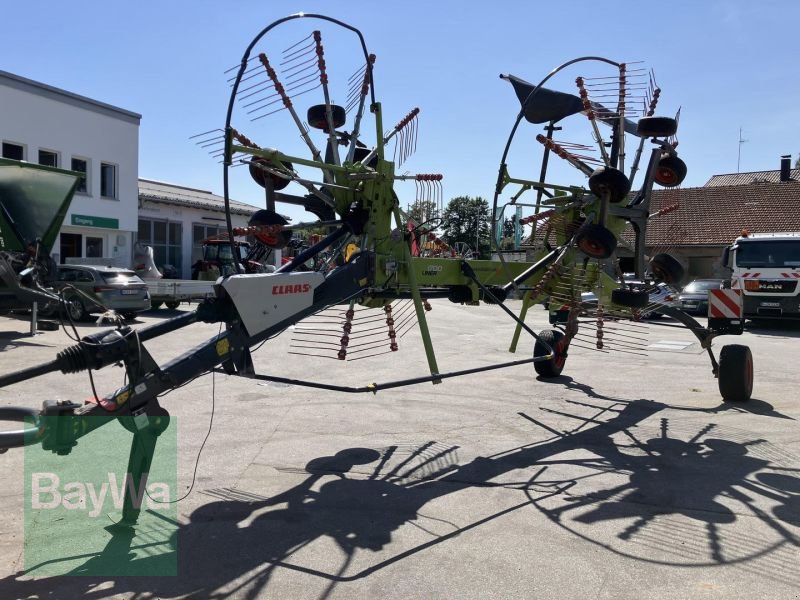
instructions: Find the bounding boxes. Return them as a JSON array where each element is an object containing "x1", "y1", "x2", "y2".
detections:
[
  {"x1": 138, "y1": 179, "x2": 260, "y2": 216},
  {"x1": 0, "y1": 70, "x2": 141, "y2": 125},
  {"x1": 704, "y1": 168, "x2": 800, "y2": 186},
  {"x1": 522, "y1": 179, "x2": 800, "y2": 248},
  {"x1": 647, "y1": 181, "x2": 800, "y2": 246}
]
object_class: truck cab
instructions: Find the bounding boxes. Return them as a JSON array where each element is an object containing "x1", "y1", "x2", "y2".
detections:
[{"x1": 723, "y1": 231, "x2": 800, "y2": 320}]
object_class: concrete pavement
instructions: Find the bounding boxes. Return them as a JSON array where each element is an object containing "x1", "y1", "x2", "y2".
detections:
[{"x1": 0, "y1": 300, "x2": 798, "y2": 599}]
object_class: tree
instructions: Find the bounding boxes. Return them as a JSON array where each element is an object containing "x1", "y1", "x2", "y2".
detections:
[
  {"x1": 440, "y1": 196, "x2": 492, "y2": 258},
  {"x1": 795, "y1": 153, "x2": 800, "y2": 169},
  {"x1": 406, "y1": 198, "x2": 440, "y2": 226}
]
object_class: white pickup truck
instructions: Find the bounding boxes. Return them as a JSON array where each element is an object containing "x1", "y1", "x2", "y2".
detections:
[
  {"x1": 145, "y1": 278, "x2": 217, "y2": 309},
  {"x1": 133, "y1": 244, "x2": 217, "y2": 309}
]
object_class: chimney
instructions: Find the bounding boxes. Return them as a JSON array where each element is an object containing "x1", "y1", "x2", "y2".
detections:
[{"x1": 780, "y1": 155, "x2": 791, "y2": 181}]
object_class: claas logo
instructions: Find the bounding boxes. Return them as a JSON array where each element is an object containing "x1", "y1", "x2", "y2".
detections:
[{"x1": 272, "y1": 283, "x2": 312, "y2": 295}]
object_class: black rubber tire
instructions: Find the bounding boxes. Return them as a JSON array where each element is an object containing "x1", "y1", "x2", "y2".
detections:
[
  {"x1": 636, "y1": 116, "x2": 678, "y2": 138},
  {"x1": 150, "y1": 300, "x2": 163, "y2": 310},
  {"x1": 654, "y1": 155, "x2": 687, "y2": 188},
  {"x1": 534, "y1": 329, "x2": 567, "y2": 378},
  {"x1": 447, "y1": 285, "x2": 473, "y2": 304},
  {"x1": 36, "y1": 320, "x2": 59, "y2": 331},
  {"x1": 575, "y1": 224, "x2": 617, "y2": 259},
  {"x1": 588, "y1": 167, "x2": 631, "y2": 203},
  {"x1": 165, "y1": 301, "x2": 181, "y2": 310},
  {"x1": 718, "y1": 344, "x2": 753, "y2": 402},
  {"x1": 249, "y1": 157, "x2": 292, "y2": 191},
  {"x1": 611, "y1": 287, "x2": 650, "y2": 308},
  {"x1": 649, "y1": 253, "x2": 685, "y2": 285},
  {"x1": 65, "y1": 296, "x2": 87, "y2": 321},
  {"x1": 481, "y1": 286, "x2": 507, "y2": 304},
  {"x1": 307, "y1": 104, "x2": 346, "y2": 131},
  {"x1": 248, "y1": 209, "x2": 293, "y2": 249},
  {"x1": 121, "y1": 311, "x2": 137, "y2": 321}
]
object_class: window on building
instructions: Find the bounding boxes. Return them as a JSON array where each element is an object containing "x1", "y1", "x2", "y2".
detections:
[
  {"x1": 38, "y1": 149, "x2": 58, "y2": 167},
  {"x1": 100, "y1": 162, "x2": 117, "y2": 198},
  {"x1": 2, "y1": 142, "x2": 24, "y2": 161},
  {"x1": 86, "y1": 237, "x2": 104, "y2": 258},
  {"x1": 71, "y1": 158, "x2": 88, "y2": 193},
  {"x1": 138, "y1": 218, "x2": 182, "y2": 277}
]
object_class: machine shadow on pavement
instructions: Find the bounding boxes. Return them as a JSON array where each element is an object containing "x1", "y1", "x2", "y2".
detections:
[{"x1": 4, "y1": 396, "x2": 799, "y2": 599}]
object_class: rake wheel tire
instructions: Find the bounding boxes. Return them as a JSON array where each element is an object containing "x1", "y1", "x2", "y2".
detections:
[
  {"x1": 611, "y1": 288, "x2": 650, "y2": 308},
  {"x1": 655, "y1": 155, "x2": 687, "y2": 188},
  {"x1": 575, "y1": 224, "x2": 617, "y2": 259},
  {"x1": 718, "y1": 344, "x2": 753, "y2": 402},
  {"x1": 165, "y1": 301, "x2": 181, "y2": 310},
  {"x1": 534, "y1": 329, "x2": 567, "y2": 378},
  {"x1": 588, "y1": 167, "x2": 631, "y2": 203},
  {"x1": 307, "y1": 104, "x2": 346, "y2": 131},
  {"x1": 649, "y1": 253, "x2": 685, "y2": 285},
  {"x1": 637, "y1": 116, "x2": 678, "y2": 138},
  {"x1": 249, "y1": 157, "x2": 292, "y2": 191},
  {"x1": 249, "y1": 209, "x2": 293, "y2": 249}
]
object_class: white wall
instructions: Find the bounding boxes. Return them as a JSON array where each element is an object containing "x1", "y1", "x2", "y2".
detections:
[{"x1": 1, "y1": 74, "x2": 139, "y2": 265}]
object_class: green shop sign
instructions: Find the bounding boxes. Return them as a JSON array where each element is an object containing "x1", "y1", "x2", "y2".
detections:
[{"x1": 71, "y1": 214, "x2": 119, "y2": 229}]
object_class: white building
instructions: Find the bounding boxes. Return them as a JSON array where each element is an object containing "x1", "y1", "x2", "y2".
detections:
[
  {"x1": 138, "y1": 179, "x2": 258, "y2": 278},
  {"x1": 1, "y1": 70, "x2": 261, "y2": 278},
  {"x1": 0, "y1": 70, "x2": 140, "y2": 266}
]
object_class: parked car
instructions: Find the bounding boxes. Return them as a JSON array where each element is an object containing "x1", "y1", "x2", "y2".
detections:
[
  {"x1": 580, "y1": 281, "x2": 679, "y2": 318},
  {"x1": 44, "y1": 265, "x2": 151, "y2": 321},
  {"x1": 679, "y1": 278, "x2": 725, "y2": 315}
]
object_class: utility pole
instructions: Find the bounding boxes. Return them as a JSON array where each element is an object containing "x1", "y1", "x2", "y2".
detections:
[{"x1": 737, "y1": 127, "x2": 748, "y2": 173}]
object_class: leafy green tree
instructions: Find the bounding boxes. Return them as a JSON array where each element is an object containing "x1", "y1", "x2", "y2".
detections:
[
  {"x1": 440, "y1": 196, "x2": 492, "y2": 258},
  {"x1": 406, "y1": 198, "x2": 440, "y2": 226}
]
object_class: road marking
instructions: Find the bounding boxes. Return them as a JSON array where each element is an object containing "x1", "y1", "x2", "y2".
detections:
[{"x1": 648, "y1": 340, "x2": 694, "y2": 350}]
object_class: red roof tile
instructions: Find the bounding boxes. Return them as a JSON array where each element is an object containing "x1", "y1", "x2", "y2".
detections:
[
  {"x1": 522, "y1": 180, "x2": 800, "y2": 248},
  {"x1": 648, "y1": 181, "x2": 800, "y2": 246}
]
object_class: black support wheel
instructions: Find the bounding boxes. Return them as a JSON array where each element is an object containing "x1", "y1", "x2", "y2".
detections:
[
  {"x1": 533, "y1": 329, "x2": 567, "y2": 378},
  {"x1": 165, "y1": 301, "x2": 181, "y2": 310},
  {"x1": 654, "y1": 155, "x2": 687, "y2": 188},
  {"x1": 649, "y1": 253, "x2": 685, "y2": 285},
  {"x1": 718, "y1": 344, "x2": 753, "y2": 402},
  {"x1": 611, "y1": 287, "x2": 649, "y2": 308},
  {"x1": 588, "y1": 167, "x2": 631, "y2": 203},
  {"x1": 575, "y1": 224, "x2": 617, "y2": 259},
  {"x1": 307, "y1": 104, "x2": 346, "y2": 131},
  {"x1": 249, "y1": 157, "x2": 293, "y2": 191},
  {"x1": 249, "y1": 209, "x2": 293, "y2": 249},
  {"x1": 150, "y1": 300, "x2": 163, "y2": 310},
  {"x1": 636, "y1": 116, "x2": 678, "y2": 138}
]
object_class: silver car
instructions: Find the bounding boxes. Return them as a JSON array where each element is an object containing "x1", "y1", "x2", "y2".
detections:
[
  {"x1": 679, "y1": 278, "x2": 724, "y2": 315},
  {"x1": 46, "y1": 265, "x2": 151, "y2": 321}
]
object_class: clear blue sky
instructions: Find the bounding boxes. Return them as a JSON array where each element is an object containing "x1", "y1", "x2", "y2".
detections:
[{"x1": 3, "y1": 1, "x2": 798, "y2": 223}]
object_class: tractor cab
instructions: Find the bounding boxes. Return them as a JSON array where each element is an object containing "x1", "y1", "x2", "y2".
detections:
[{"x1": 193, "y1": 237, "x2": 271, "y2": 280}]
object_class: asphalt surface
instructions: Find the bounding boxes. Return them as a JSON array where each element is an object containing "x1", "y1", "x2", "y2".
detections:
[{"x1": 0, "y1": 300, "x2": 798, "y2": 599}]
